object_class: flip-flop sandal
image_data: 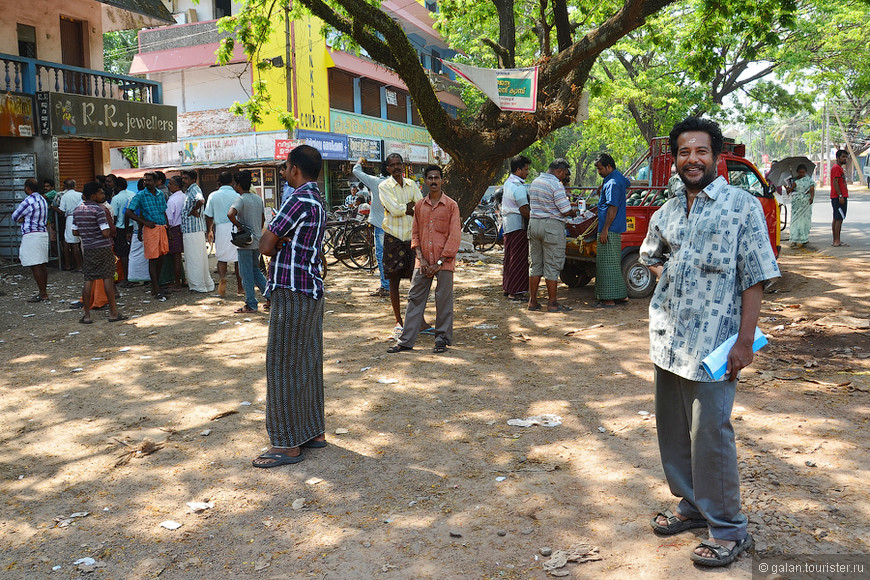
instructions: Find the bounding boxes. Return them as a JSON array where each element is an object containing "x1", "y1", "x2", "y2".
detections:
[
  {"x1": 433, "y1": 342, "x2": 447, "y2": 354},
  {"x1": 301, "y1": 440, "x2": 328, "y2": 449},
  {"x1": 78, "y1": 318, "x2": 93, "y2": 325},
  {"x1": 27, "y1": 296, "x2": 49, "y2": 303},
  {"x1": 594, "y1": 302, "x2": 616, "y2": 308},
  {"x1": 234, "y1": 307, "x2": 256, "y2": 314},
  {"x1": 108, "y1": 314, "x2": 129, "y2": 323},
  {"x1": 528, "y1": 304, "x2": 542, "y2": 311},
  {"x1": 689, "y1": 534, "x2": 753, "y2": 567},
  {"x1": 252, "y1": 452, "x2": 304, "y2": 468},
  {"x1": 387, "y1": 345, "x2": 413, "y2": 353},
  {"x1": 420, "y1": 327, "x2": 435, "y2": 335},
  {"x1": 650, "y1": 510, "x2": 708, "y2": 535},
  {"x1": 547, "y1": 303, "x2": 572, "y2": 312}
]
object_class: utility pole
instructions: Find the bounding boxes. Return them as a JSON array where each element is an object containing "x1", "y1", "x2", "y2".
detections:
[
  {"x1": 284, "y1": 2, "x2": 293, "y2": 138},
  {"x1": 822, "y1": 101, "x2": 828, "y2": 187}
]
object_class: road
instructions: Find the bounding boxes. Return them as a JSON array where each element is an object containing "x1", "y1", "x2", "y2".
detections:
[{"x1": 787, "y1": 184, "x2": 870, "y2": 256}]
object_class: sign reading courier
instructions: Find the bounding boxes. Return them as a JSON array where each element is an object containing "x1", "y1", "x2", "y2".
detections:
[{"x1": 39, "y1": 92, "x2": 177, "y2": 142}]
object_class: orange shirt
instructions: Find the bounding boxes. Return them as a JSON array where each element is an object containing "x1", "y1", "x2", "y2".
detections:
[{"x1": 411, "y1": 193, "x2": 462, "y2": 271}]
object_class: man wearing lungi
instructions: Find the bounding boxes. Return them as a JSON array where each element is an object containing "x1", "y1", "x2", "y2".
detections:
[
  {"x1": 593, "y1": 153, "x2": 629, "y2": 307},
  {"x1": 501, "y1": 155, "x2": 531, "y2": 301},
  {"x1": 379, "y1": 153, "x2": 423, "y2": 335},
  {"x1": 165, "y1": 176, "x2": 186, "y2": 290},
  {"x1": 204, "y1": 171, "x2": 242, "y2": 297},
  {"x1": 125, "y1": 172, "x2": 169, "y2": 300},
  {"x1": 253, "y1": 145, "x2": 327, "y2": 467},
  {"x1": 180, "y1": 170, "x2": 214, "y2": 293},
  {"x1": 12, "y1": 179, "x2": 50, "y2": 302}
]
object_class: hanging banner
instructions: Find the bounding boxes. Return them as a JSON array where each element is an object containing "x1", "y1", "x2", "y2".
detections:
[{"x1": 440, "y1": 60, "x2": 538, "y2": 113}]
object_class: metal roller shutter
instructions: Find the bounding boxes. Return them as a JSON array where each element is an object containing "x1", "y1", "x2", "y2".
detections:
[{"x1": 58, "y1": 139, "x2": 95, "y2": 189}]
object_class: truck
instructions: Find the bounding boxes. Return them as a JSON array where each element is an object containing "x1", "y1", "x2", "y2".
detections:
[{"x1": 561, "y1": 136, "x2": 781, "y2": 298}]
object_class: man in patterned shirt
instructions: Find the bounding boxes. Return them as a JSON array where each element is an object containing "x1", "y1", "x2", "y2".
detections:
[
  {"x1": 180, "y1": 170, "x2": 214, "y2": 293},
  {"x1": 12, "y1": 179, "x2": 50, "y2": 302},
  {"x1": 640, "y1": 117, "x2": 780, "y2": 567},
  {"x1": 125, "y1": 172, "x2": 169, "y2": 299}
]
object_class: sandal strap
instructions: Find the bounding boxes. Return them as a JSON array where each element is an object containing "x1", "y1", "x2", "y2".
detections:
[{"x1": 697, "y1": 540, "x2": 732, "y2": 559}]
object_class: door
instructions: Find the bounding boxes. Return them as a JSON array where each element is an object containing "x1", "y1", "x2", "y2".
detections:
[
  {"x1": 58, "y1": 139, "x2": 95, "y2": 190},
  {"x1": 60, "y1": 16, "x2": 87, "y2": 95}
]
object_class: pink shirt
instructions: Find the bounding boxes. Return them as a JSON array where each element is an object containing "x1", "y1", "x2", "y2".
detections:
[
  {"x1": 411, "y1": 193, "x2": 462, "y2": 271},
  {"x1": 166, "y1": 191, "x2": 186, "y2": 227}
]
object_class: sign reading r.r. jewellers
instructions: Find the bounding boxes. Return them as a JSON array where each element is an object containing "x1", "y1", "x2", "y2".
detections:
[{"x1": 39, "y1": 92, "x2": 177, "y2": 142}]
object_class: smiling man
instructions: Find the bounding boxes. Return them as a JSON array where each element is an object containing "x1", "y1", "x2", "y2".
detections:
[{"x1": 639, "y1": 117, "x2": 780, "y2": 568}]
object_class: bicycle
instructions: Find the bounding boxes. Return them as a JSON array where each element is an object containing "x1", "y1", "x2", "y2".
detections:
[{"x1": 463, "y1": 202, "x2": 501, "y2": 252}]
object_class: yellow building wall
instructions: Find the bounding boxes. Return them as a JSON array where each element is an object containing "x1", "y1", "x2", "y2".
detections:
[{"x1": 256, "y1": 13, "x2": 332, "y2": 133}]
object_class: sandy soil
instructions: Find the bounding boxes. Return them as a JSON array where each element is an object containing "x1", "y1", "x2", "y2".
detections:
[{"x1": 1, "y1": 232, "x2": 868, "y2": 579}]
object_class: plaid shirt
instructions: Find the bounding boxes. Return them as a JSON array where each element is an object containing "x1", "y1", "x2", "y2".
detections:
[
  {"x1": 267, "y1": 182, "x2": 326, "y2": 299},
  {"x1": 128, "y1": 188, "x2": 168, "y2": 225},
  {"x1": 12, "y1": 193, "x2": 48, "y2": 235},
  {"x1": 181, "y1": 183, "x2": 207, "y2": 234}
]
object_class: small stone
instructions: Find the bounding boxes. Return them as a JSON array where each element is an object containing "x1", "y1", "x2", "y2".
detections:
[
  {"x1": 805, "y1": 460, "x2": 817, "y2": 467},
  {"x1": 497, "y1": 530, "x2": 507, "y2": 537},
  {"x1": 521, "y1": 528, "x2": 534, "y2": 535},
  {"x1": 449, "y1": 530, "x2": 462, "y2": 538},
  {"x1": 335, "y1": 428, "x2": 349, "y2": 435},
  {"x1": 540, "y1": 547, "x2": 552, "y2": 556},
  {"x1": 362, "y1": 542, "x2": 372, "y2": 548},
  {"x1": 200, "y1": 429, "x2": 211, "y2": 436},
  {"x1": 291, "y1": 498, "x2": 305, "y2": 510}
]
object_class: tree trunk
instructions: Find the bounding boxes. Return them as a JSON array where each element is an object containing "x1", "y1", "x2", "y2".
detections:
[{"x1": 443, "y1": 157, "x2": 503, "y2": 218}]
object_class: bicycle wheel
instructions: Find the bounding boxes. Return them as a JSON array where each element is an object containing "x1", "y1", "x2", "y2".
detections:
[
  {"x1": 346, "y1": 225, "x2": 376, "y2": 270},
  {"x1": 323, "y1": 225, "x2": 341, "y2": 266},
  {"x1": 470, "y1": 215, "x2": 498, "y2": 252}
]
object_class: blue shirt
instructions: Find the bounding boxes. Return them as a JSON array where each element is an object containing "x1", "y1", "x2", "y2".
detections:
[
  {"x1": 598, "y1": 169, "x2": 629, "y2": 233},
  {"x1": 502, "y1": 174, "x2": 529, "y2": 234},
  {"x1": 204, "y1": 185, "x2": 239, "y2": 225},
  {"x1": 127, "y1": 188, "x2": 168, "y2": 225}
]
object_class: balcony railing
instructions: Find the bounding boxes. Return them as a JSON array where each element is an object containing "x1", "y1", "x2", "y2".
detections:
[{"x1": 1, "y1": 53, "x2": 162, "y2": 104}]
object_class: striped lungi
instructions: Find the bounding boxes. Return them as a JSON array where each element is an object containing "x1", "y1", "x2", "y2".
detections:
[
  {"x1": 595, "y1": 232, "x2": 627, "y2": 300},
  {"x1": 265, "y1": 288, "x2": 325, "y2": 448},
  {"x1": 502, "y1": 229, "x2": 528, "y2": 295}
]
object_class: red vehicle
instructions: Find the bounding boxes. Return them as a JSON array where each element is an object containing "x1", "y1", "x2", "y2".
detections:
[{"x1": 562, "y1": 137, "x2": 781, "y2": 298}]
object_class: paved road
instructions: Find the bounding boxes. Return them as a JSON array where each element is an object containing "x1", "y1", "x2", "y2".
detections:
[{"x1": 784, "y1": 184, "x2": 870, "y2": 258}]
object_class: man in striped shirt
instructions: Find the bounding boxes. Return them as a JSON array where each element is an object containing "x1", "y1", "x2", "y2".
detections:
[
  {"x1": 180, "y1": 170, "x2": 214, "y2": 293},
  {"x1": 12, "y1": 179, "x2": 50, "y2": 302}
]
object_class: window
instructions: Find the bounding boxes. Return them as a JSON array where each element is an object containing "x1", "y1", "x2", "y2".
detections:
[
  {"x1": 411, "y1": 105, "x2": 423, "y2": 127},
  {"x1": 431, "y1": 50, "x2": 441, "y2": 74},
  {"x1": 727, "y1": 161, "x2": 765, "y2": 197},
  {"x1": 328, "y1": 69, "x2": 355, "y2": 113},
  {"x1": 17, "y1": 24, "x2": 37, "y2": 58},
  {"x1": 360, "y1": 78, "x2": 381, "y2": 118},
  {"x1": 386, "y1": 88, "x2": 408, "y2": 123},
  {"x1": 214, "y1": 0, "x2": 232, "y2": 18}
]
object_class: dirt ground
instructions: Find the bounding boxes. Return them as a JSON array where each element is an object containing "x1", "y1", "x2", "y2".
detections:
[{"x1": 1, "y1": 216, "x2": 869, "y2": 579}]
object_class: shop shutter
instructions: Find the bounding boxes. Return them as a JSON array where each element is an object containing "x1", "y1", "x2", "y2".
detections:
[{"x1": 58, "y1": 139, "x2": 95, "y2": 189}]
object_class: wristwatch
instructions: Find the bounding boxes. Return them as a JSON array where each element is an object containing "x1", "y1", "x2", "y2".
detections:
[{"x1": 436, "y1": 259, "x2": 443, "y2": 266}]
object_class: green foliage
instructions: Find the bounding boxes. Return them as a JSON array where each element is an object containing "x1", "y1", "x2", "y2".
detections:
[
  {"x1": 103, "y1": 30, "x2": 138, "y2": 76},
  {"x1": 120, "y1": 146, "x2": 138, "y2": 168}
]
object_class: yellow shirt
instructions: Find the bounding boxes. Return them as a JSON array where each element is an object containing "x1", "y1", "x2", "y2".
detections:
[{"x1": 379, "y1": 176, "x2": 422, "y2": 241}]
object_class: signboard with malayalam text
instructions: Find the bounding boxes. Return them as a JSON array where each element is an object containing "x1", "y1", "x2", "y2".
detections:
[
  {"x1": 0, "y1": 93, "x2": 35, "y2": 138},
  {"x1": 296, "y1": 129, "x2": 348, "y2": 160}
]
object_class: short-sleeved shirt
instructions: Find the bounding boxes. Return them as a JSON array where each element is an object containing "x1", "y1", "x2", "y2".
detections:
[
  {"x1": 181, "y1": 183, "x2": 206, "y2": 234},
  {"x1": 379, "y1": 176, "x2": 422, "y2": 241},
  {"x1": 72, "y1": 201, "x2": 112, "y2": 250},
  {"x1": 110, "y1": 188, "x2": 136, "y2": 228},
  {"x1": 203, "y1": 185, "x2": 239, "y2": 225},
  {"x1": 230, "y1": 192, "x2": 265, "y2": 249},
  {"x1": 411, "y1": 193, "x2": 462, "y2": 271},
  {"x1": 598, "y1": 169, "x2": 629, "y2": 234},
  {"x1": 166, "y1": 191, "x2": 186, "y2": 227},
  {"x1": 830, "y1": 164, "x2": 848, "y2": 199},
  {"x1": 639, "y1": 176, "x2": 781, "y2": 381},
  {"x1": 58, "y1": 189, "x2": 83, "y2": 218},
  {"x1": 353, "y1": 163, "x2": 386, "y2": 228},
  {"x1": 502, "y1": 174, "x2": 530, "y2": 234},
  {"x1": 528, "y1": 172, "x2": 572, "y2": 222},
  {"x1": 12, "y1": 193, "x2": 48, "y2": 235},
  {"x1": 127, "y1": 188, "x2": 168, "y2": 225},
  {"x1": 267, "y1": 182, "x2": 326, "y2": 299}
]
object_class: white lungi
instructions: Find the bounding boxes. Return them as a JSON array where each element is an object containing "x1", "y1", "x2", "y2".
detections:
[
  {"x1": 64, "y1": 217, "x2": 81, "y2": 244},
  {"x1": 20, "y1": 232, "x2": 49, "y2": 267},
  {"x1": 127, "y1": 232, "x2": 151, "y2": 282},
  {"x1": 183, "y1": 232, "x2": 215, "y2": 293},
  {"x1": 214, "y1": 222, "x2": 238, "y2": 263}
]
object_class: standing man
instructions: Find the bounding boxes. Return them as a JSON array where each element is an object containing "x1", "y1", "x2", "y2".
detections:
[
  {"x1": 527, "y1": 158, "x2": 576, "y2": 313},
  {"x1": 125, "y1": 172, "x2": 169, "y2": 300},
  {"x1": 58, "y1": 179, "x2": 83, "y2": 271},
  {"x1": 180, "y1": 170, "x2": 214, "y2": 293},
  {"x1": 110, "y1": 177, "x2": 135, "y2": 284},
  {"x1": 204, "y1": 171, "x2": 242, "y2": 297},
  {"x1": 12, "y1": 179, "x2": 50, "y2": 302},
  {"x1": 379, "y1": 153, "x2": 423, "y2": 335},
  {"x1": 253, "y1": 145, "x2": 327, "y2": 468},
  {"x1": 165, "y1": 175, "x2": 186, "y2": 290},
  {"x1": 228, "y1": 170, "x2": 269, "y2": 313},
  {"x1": 72, "y1": 182, "x2": 126, "y2": 324},
  {"x1": 387, "y1": 165, "x2": 461, "y2": 354},
  {"x1": 640, "y1": 117, "x2": 780, "y2": 567},
  {"x1": 593, "y1": 153, "x2": 629, "y2": 307},
  {"x1": 830, "y1": 149, "x2": 849, "y2": 247},
  {"x1": 501, "y1": 155, "x2": 531, "y2": 301},
  {"x1": 353, "y1": 157, "x2": 390, "y2": 297}
]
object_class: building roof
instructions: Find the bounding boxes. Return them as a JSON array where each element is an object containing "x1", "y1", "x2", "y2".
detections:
[
  {"x1": 97, "y1": 0, "x2": 174, "y2": 24},
  {"x1": 130, "y1": 41, "x2": 246, "y2": 74}
]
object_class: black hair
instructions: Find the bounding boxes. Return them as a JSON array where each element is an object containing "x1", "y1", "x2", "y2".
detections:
[
  {"x1": 137, "y1": 179, "x2": 145, "y2": 190},
  {"x1": 82, "y1": 182, "x2": 101, "y2": 200},
  {"x1": 549, "y1": 158, "x2": 570, "y2": 171},
  {"x1": 43, "y1": 178, "x2": 55, "y2": 188},
  {"x1": 24, "y1": 178, "x2": 40, "y2": 193},
  {"x1": 385, "y1": 153, "x2": 404, "y2": 165},
  {"x1": 169, "y1": 175, "x2": 183, "y2": 189},
  {"x1": 154, "y1": 170, "x2": 167, "y2": 184},
  {"x1": 182, "y1": 169, "x2": 198, "y2": 180},
  {"x1": 234, "y1": 170, "x2": 253, "y2": 191},
  {"x1": 836, "y1": 149, "x2": 848, "y2": 158},
  {"x1": 116, "y1": 177, "x2": 127, "y2": 190},
  {"x1": 63, "y1": 179, "x2": 76, "y2": 190},
  {"x1": 379, "y1": 159, "x2": 390, "y2": 177},
  {"x1": 423, "y1": 164, "x2": 443, "y2": 178},
  {"x1": 218, "y1": 171, "x2": 233, "y2": 185},
  {"x1": 289, "y1": 145, "x2": 322, "y2": 180},
  {"x1": 669, "y1": 117, "x2": 724, "y2": 157},
  {"x1": 595, "y1": 153, "x2": 616, "y2": 169},
  {"x1": 510, "y1": 155, "x2": 531, "y2": 173},
  {"x1": 796, "y1": 164, "x2": 808, "y2": 172},
  {"x1": 355, "y1": 194, "x2": 367, "y2": 204}
]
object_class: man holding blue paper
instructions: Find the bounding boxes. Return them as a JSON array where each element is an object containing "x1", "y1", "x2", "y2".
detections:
[{"x1": 639, "y1": 117, "x2": 780, "y2": 568}]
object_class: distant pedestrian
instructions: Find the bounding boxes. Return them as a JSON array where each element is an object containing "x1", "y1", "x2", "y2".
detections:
[
  {"x1": 353, "y1": 157, "x2": 390, "y2": 297},
  {"x1": 125, "y1": 172, "x2": 169, "y2": 300},
  {"x1": 527, "y1": 159, "x2": 576, "y2": 313},
  {"x1": 165, "y1": 176, "x2": 186, "y2": 289},
  {"x1": 110, "y1": 177, "x2": 135, "y2": 284},
  {"x1": 204, "y1": 171, "x2": 242, "y2": 297},
  {"x1": 785, "y1": 164, "x2": 814, "y2": 247},
  {"x1": 830, "y1": 149, "x2": 849, "y2": 247},
  {"x1": 180, "y1": 170, "x2": 214, "y2": 293},
  {"x1": 12, "y1": 178, "x2": 50, "y2": 302},
  {"x1": 593, "y1": 153, "x2": 629, "y2": 307},
  {"x1": 253, "y1": 145, "x2": 327, "y2": 468},
  {"x1": 501, "y1": 155, "x2": 531, "y2": 301},
  {"x1": 58, "y1": 179, "x2": 84, "y2": 271},
  {"x1": 228, "y1": 170, "x2": 269, "y2": 313}
]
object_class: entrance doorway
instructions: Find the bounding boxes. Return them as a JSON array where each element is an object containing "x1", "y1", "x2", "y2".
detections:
[{"x1": 60, "y1": 16, "x2": 88, "y2": 94}]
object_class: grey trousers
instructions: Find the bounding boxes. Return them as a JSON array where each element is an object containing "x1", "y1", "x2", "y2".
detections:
[
  {"x1": 398, "y1": 269, "x2": 453, "y2": 348},
  {"x1": 654, "y1": 365, "x2": 748, "y2": 541}
]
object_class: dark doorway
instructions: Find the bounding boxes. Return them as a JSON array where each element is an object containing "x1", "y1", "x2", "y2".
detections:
[{"x1": 60, "y1": 16, "x2": 88, "y2": 95}]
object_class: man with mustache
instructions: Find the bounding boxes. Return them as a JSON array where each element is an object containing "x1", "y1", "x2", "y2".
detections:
[{"x1": 640, "y1": 117, "x2": 780, "y2": 567}]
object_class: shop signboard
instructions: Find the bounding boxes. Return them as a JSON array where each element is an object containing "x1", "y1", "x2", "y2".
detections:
[
  {"x1": 274, "y1": 139, "x2": 306, "y2": 160},
  {"x1": 408, "y1": 144, "x2": 430, "y2": 164},
  {"x1": 331, "y1": 110, "x2": 430, "y2": 146},
  {"x1": 0, "y1": 93, "x2": 35, "y2": 138},
  {"x1": 347, "y1": 136, "x2": 382, "y2": 161},
  {"x1": 40, "y1": 92, "x2": 176, "y2": 142},
  {"x1": 296, "y1": 129, "x2": 348, "y2": 160},
  {"x1": 138, "y1": 131, "x2": 284, "y2": 167},
  {"x1": 383, "y1": 140, "x2": 410, "y2": 161}
]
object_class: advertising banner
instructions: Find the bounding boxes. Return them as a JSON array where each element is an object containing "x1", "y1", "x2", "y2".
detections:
[
  {"x1": 274, "y1": 139, "x2": 306, "y2": 160},
  {"x1": 41, "y1": 92, "x2": 177, "y2": 142},
  {"x1": 331, "y1": 110, "x2": 430, "y2": 145},
  {"x1": 408, "y1": 144, "x2": 430, "y2": 164},
  {"x1": 383, "y1": 140, "x2": 410, "y2": 161},
  {"x1": 347, "y1": 136, "x2": 382, "y2": 161},
  {"x1": 0, "y1": 93, "x2": 35, "y2": 137},
  {"x1": 296, "y1": 129, "x2": 348, "y2": 160},
  {"x1": 440, "y1": 60, "x2": 538, "y2": 113}
]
